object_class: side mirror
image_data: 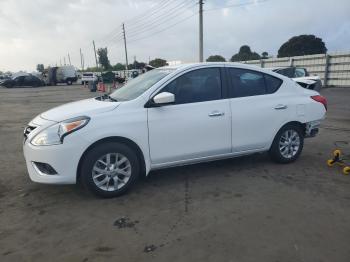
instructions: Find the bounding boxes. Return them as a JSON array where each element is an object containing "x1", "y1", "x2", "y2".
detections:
[{"x1": 153, "y1": 92, "x2": 175, "y2": 105}]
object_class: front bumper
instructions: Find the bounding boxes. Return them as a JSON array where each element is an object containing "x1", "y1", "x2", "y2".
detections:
[{"x1": 23, "y1": 132, "x2": 87, "y2": 184}]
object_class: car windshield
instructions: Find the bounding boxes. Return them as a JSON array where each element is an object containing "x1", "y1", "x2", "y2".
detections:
[{"x1": 110, "y1": 69, "x2": 174, "y2": 101}]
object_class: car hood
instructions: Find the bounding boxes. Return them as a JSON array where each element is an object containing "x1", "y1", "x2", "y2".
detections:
[{"x1": 40, "y1": 98, "x2": 121, "y2": 122}]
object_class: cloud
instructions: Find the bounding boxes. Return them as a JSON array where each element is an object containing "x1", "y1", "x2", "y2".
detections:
[{"x1": 0, "y1": 0, "x2": 349, "y2": 71}]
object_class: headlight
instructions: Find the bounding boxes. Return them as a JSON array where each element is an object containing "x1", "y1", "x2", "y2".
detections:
[{"x1": 31, "y1": 116, "x2": 90, "y2": 146}]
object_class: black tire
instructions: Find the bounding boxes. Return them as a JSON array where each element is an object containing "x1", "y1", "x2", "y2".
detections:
[
  {"x1": 80, "y1": 142, "x2": 140, "y2": 198},
  {"x1": 66, "y1": 79, "x2": 72, "y2": 85},
  {"x1": 269, "y1": 124, "x2": 304, "y2": 164}
]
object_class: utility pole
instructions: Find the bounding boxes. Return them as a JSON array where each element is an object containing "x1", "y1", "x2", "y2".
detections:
[
  {"x1": 80, "y1": 48, "x2": 83, "y2": 71},
  {"x1": 82, "y1": 53, "x2": 85, "y2": 71},
  {"x1": 64, "y1": 57, "x2": 66, "y2": 66},
  {"x1": 199, "y1": 0, "x2": 204, "y2": 62},
  {"x1": 93, "y1": 40, "x2": 99, "y2": 69},
  {"x1": 68, "y1": 53, "x2": 71, "y2": 65},
  {"x1": 122, "y1": 23, "x2": 129, "y2": 76},
  {"x1": 60, "y1": 59, "x2": 62, "y2": 66}
]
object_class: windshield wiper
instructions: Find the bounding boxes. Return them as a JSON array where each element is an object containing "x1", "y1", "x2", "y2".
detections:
[
  {"x1": 99, "y1": 94, "x2": 118, "y2": 102},
  {"x1": 107, "y1": 95, "x2": 118, "y2": 102}
]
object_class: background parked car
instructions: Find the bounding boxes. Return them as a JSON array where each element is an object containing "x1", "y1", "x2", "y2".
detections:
[
  {"x1": 115, "y1": 73, "x2": 125, "y2": 84},
  {"x1": 43, "y1": 65, "x2": 77, "y2": 86},
  {"x1": 81, "y1": 72, "x2": 98, "y2": 85},
  {"x1": 0, "y1": 74, "x2": 45, "y2": 88},
  {"x1": 271, "y1": 67, "x2": 322, "y2": 91}
]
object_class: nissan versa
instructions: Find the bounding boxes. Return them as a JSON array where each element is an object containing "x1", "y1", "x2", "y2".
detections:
[{"x1": 23, "y1": 63, "x2": 327, "y2": 197}]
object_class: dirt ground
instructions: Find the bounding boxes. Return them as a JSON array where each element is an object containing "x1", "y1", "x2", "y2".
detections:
[{"x1": 0, "y1": 85, "x2": 349, "y2": 262}]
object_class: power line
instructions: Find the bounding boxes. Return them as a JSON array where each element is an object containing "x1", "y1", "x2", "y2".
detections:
[
  {"x1": 100, "y1": 0, "x2": 192, "y2": 45},
  {"x1": 99, "y1": 0, "x2": 174, "y2": 43},
  {"x1": 102, "y1": 1, "x2": 196, "y2": 47},
  {"x1": 124, "y1": 0, "x2": 174, "y2": 25},
  {"x1": 127, "y1": 13, "x2": 197, "y2": 44},
  {"x1": 205, "y1": 0, "x2": 268, "y2": 12},
  {"x1": 126, "y1": 0, "x2": 193, "y2": 31},
  {"x1": 102, "y1": 0, "x2": 270, "y2": 63},
  {"x1": 126, "y1": 2, "x2": 197, "y2": 38}
]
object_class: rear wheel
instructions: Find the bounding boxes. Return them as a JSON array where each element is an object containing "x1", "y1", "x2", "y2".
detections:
[
  {"x1": 66, "y1": 79, "x2": 73, "y2": 85},
  {"x1": 80, "y1": 142, "x2": 140, "y2": 198},
  {"x1": 269, "y1": 124, "x2": 304, "y2": 163}
]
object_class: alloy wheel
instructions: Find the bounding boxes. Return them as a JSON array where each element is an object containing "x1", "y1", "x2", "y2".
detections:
[
  {"x1": 92, "y1": 153, "x2": 132, "y2": 191},
  {"x1": 279, "y1": 129, "x2": 300, "y2": 159}
]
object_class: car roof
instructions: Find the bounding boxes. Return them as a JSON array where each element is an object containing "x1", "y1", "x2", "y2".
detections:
[
  {"x1": 267, "y1": 66, "x2": 306, "y2": 71},
  {"x1": 157, "y1": 62, "x2": 289, "y2": 82},
  {"x1": 160, "y1": 62, "x2": 266, "y2": 72}
]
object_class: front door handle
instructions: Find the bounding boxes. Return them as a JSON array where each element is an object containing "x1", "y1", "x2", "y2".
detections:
[
  {"x1": 209, "y1": 111, "x2": 225, "y2": 117},
  {"x1": 274, "y1": 104, "x2": 287, "y2": 110}
]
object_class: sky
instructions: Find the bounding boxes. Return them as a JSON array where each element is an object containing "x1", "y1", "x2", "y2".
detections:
[{"x1": 0, "y1": 0, "x2": 350, "y2": 72}]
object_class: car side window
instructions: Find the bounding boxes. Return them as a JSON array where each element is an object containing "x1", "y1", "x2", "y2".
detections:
[
  {"x1": 295, "y1": 68, "x2": 306, "y2": 78},
  {"x1": 228, "y1": 68, "x2": 266, "y2": 97},
  {"x1": 264, "y1": 74, "x2": 283, "y2": 94},
  {"x1": 228, "y1": 68, "x2": 282, "y2": 97},
  {"x1": 15, "y1": 76, "x2": 25, "y2": 84},
  {"x1": 24, "y1": 76, "x2": 33, "y2": 82},
  {"x1": 162, "y1": 68, "x2": 222, "y2": 104}
]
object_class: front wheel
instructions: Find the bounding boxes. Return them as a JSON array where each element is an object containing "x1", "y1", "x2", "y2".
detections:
[
  {"x1": 66, "y1": 79, "x2": 73, "y2": 85},
  {"x1": 269, "y1": 124, "x2": 304, "y2": 163},
  {"x1": 80, "y1": 142, "x2": 140, "y2": 198}
]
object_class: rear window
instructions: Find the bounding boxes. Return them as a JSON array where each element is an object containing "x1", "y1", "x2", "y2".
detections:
[
  {"x1": 228, "y1": 68, "x2": 283, "y2": 98},
  {"x1": 83, "y1": 73, "x2": 93, "y2": 77}
]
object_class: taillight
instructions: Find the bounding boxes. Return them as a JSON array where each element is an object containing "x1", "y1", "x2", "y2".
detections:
[{"x1": 311, "y1": 95, "x2": 327, "y2": 110}]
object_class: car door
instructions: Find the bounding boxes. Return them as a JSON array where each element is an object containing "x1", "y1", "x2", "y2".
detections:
[
  {"x1": 14, "y1": 76, "x2": 24, "y2": 86},
  {"x1": 23, "y1": 76, "x2": 33, "y2": 87},
  {"x1": 227, "y1": 67, "x2": 290, "y2": 152},
  {"x1": 147, "y1": 67, "x2": 231, "y2": 165}
]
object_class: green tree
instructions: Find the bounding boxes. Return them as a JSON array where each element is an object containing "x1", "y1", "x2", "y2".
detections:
[
  {"x1": 230, "y1": 45, "x2": 261, "y2": 62},
  {"x1": 112, "y1": 63, "x2": 125, "y2": 71},
  {"x1": 261, "y1": 52, "x2": 269, "y2": 59},
  {"x1": 97, "y1": 47, "x2": 111, "y2": 70},
  {"x1": 85, "y1": 66, "x2": 99, "y2": 72},
  {"x1": 206, "y1": 55, "x2": 226, "y2": 62},
  {"x1": 149, "y1": 58, "x2": 168, "y2": 68},
  {"x1": 278, "y1": 35, "x2": 327, "y2": 58},
  {"x1": 36, "y1": 64, "x2": 44, "y2": 72},
  {"x1": 131, "y1": 61, "x2": 146, "y2": 70}
]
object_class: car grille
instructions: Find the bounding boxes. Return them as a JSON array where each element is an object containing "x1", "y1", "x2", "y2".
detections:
[{"x1": 23, "y1": 125, "x2": 37, "y2": 141}]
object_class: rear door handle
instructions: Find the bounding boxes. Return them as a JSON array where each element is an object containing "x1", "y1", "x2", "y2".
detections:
[
  {"x1": 209, "y1": 111, "x2": 225, "y2": 117},
  {"x1": 274, "y1": 104, "x2": 287, "y2": 110}
]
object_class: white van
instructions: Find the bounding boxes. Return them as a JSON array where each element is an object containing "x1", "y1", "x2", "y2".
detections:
[
  {"x1": 45, "y1": 66, "x2": 77, "y2": 85},
  {"x1": 81, "y1": 72, "x2": 98, "y2": 85}
]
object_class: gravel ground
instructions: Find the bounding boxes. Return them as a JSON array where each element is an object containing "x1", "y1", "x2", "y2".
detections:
[{"x1": 0, "y1": 85, "x2": 349, "y2": 262}]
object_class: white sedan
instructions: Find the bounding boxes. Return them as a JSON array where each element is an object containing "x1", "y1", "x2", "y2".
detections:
[{"x1": 23, "y1": 63, "x2": 327, "y2": 197}]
